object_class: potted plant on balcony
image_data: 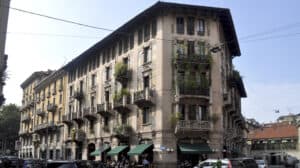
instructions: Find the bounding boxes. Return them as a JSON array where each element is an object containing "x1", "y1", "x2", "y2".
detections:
[
  {"x1": 113, "y1": 124, "x2": 132, "y2": 136},
  {"x1": 114, "y1": 62, "x2": 129, "y2": 83},
  {"x1": 113, "y1": 89, "x2": 130, "y2": 102}
]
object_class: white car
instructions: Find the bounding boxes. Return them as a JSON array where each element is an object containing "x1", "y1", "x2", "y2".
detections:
[
  {"x1": 255, "y1": 160, "x2": 267, "y2": 168},
  {"x1": 195, "y1": 159, "x2": 231, "y2": 168}
]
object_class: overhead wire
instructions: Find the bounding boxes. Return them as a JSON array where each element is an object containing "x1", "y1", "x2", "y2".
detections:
[{"x1": 3, "y1": 3, "x2": 300, "y2": 47}]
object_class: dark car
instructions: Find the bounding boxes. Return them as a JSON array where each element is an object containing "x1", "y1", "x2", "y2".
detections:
[
  {"x1": 229, "y1": 158, "x2": 259, "y2": 168},
  {"x1": 0, "y1": 156, "x2": 23, "y2": 168},
  {"x1": 23, "y1": 158, "x2": 46, "y2": 168},
  {"x1": 47, "y1": 160, "x2": 78, "y2": 168}
]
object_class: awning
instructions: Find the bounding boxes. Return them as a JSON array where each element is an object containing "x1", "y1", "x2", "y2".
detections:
[
  {"x1": 90, "y1": 145, "x2": 110, "y2": 156},
  {"x1": 107, "y1": 145, "x2": 128, "y2": 156},
  {"x1": 128, "y1": 144, "x2": 153, "y2": 156},
  {"x1": 179, "y1": 143, "x2": 212, "y2": 154}
]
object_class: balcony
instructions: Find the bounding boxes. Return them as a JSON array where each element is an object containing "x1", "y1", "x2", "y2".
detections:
[
  {"x1": 36, "y1": 109, "x2": 46, "y2": 116},
  {"x1": 32, "y1": 134, "x2": 40, "y2": 142},
  {"x1": 29, "y1": 100, "x2": 34, "y2": 107},
  {"x1": 83, "y1": 107, "x2": 97, "y2": 120},
  {"x1": 174, "y1": 54, "x2": 211, "y2": 70},
  {"x1": 113, "y1": 95, "x2": 131, "y2": 113},
  {"x1": 19, "y1": 130, "x2": 30, "y2": 136},
  {"x1": 71, "y1": 111, "x2": 84, "y2": 124},
  {"x1": 62, "y1": 114, "x2": 72, "y2": 125},
  {"x1": 21, "y1": 114, "x2": 31, "y2": 123},
  {"x1": 69, "y1": 129, "x2": 86, "y2": 142},
  {"x1": 112, "y1": 125, "x2": 133, "y2": 139},
  {"x1": 133, "y1": 88, "x2": 154, "y2": 107},
  {"x1": 34, "y1": 121, "x2": 57, "y2": 133},
  {"x1": 97, "y1": 103, "x2": 113, "y2": 116},
  {"x1": 47, "y1": 104, "x2": 57, "y2": 112},
  {"x1": 73, "y1": 90, "x2": 84, "y2": 100},
  {"x1": 175, "y1": 120, "x2": 210, "y2": 135}
]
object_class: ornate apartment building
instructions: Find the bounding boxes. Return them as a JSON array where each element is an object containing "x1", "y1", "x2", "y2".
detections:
[
  {"x1": 19, "y1": 2, "x2": 246, "y2": 167},
  {"x1": 0, "y1": 0, "x2": 10, "y2": 106},
  {"x1": 19, "y1": 70, "x2": 53, "y2": 158}
]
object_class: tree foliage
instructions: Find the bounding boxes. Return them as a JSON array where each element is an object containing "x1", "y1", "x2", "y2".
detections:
[{"x1": 0, "y1": 104, "x2": 20, "y2": 139}]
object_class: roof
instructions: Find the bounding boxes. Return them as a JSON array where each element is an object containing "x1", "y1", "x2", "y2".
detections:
[
  {"x1": 34, "y1": 68, "x2": 65, "y2": 91},
  {"x1": 20, "y1": 70, "x2": 53, "y2": 89},
  {"x1": 248, "y1": 122, "x2": 298, "y2": 140},
  {"x1": 65, "y1": 1, "x2": 241, "y2": 70}
]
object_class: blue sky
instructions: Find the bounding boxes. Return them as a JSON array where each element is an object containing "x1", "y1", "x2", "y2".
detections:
[{"x1": 4, "y1": 0, "x2": 300, "y2": 123}]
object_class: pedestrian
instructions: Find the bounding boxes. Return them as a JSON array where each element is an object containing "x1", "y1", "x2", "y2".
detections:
[{"x1": 142, "y1": 157, "x2": 150, "y2": 168}]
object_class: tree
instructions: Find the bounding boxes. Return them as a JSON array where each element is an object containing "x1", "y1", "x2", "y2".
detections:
[{"x1": 0, "y1": 104, "x2": 20, "y2": 155}]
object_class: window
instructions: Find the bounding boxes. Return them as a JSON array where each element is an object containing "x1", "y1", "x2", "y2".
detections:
[
  {"x1": 187, "y1": 17, "x2": 195, "y2": 35},
  {"x1": 53, "y1": 97, "x2": 56, "y2": 104},
  {"x1": 80, "y1": 81, "x2": 83, "y2": 93},
  {"x1": 198, "y1": 19, "x2": 205, "y2": 35},
  {"x1": 91, "y1": 96, "x2": 95, "y2": 107},
  {"x1": 130, "y1": 34, "x2": 134, "y2": 49},
  {"x1": 143, "y1": 47, "x2": 151, "y2": 63},
  {"x1": 96, "y1": 54, "x2": 100, "y2": 67},
  {"x1": 105, "y1": 91, "x2": 110, "y2": 102},
  {"x1": 176, "y1": 17, "x2": 184, "y2": 34},
  {"x1": 58, "y1": 109, "x2": 61, "y2": 122},
  {"x1": 151, "y1": 19, "x2": 157, "y2": 37},
  {"x1": 198, "y1": 42, "x2": 205, "y2": 56},
  {"x1": 112, "y1": 45, "x2": 116, "y2": 59},
  {"x1": 200, "y1": 106, "x2": 208, "y2": 121},
  {"x1": 104, "y1": 116, "x2": 109, "y2": 126},
  {"x1": 188, "y1": 105, "x2": 197, "y2": 120},
  {"x1": 144, "y1": 23, "x2": 150, "y2": 42},
  {"x1": 56, "y1": 132, "x2": 60, "y2": 142},
  {"x1": 179, "y1": 104, "x2": 185, "y2": 120},
  {"x1": 143, "y1": 76, "x2": 150, "y2": 89},
  {"x1": 123, "y1": 57, "x2": 129, "y2": 65},
  {"x1": 138, "y1": 28, "x2": 143, "y2": 44},
  {"x1": 118, "y1": 41, "x2": 122, "y2": 56},
  {"x1": 105, "y1": 66, "x2": 111, "y2": 81},
  {"x1": 177, "y1": 40, "x2": 185, "y2": 57},
  {"x1": 91, "y1": 74, "x2": 96, "y2": 87},
  {"x1": 89, "y1": 120, "x2": 94, "y2": 133},
  {"x1": 121, "y1": 113, "x2": 127, "y2": 124},
  {"x1": 59, "y1": 94, "x2": 62, "y2": 104},
  {"x1": 53, "y1": 81, "x2": 56, "y2": 93},
  {"x1": 187, "y1": 41, "x2": 195, "y2": 56},
  {"x1": 142, "y1": 107, "x2": 151, "y2": 124},
  {"x1": 123, "y1": 37, "x2": 129, "y2": 53},
  {"x1": 102, "y1": 53, "x2": 106, "y2": 64}
]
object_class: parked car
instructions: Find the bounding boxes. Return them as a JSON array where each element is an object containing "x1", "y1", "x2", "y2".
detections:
[
  {"x1": 229, "y1": 158, "x2": 258, "y2": 168},
  {"x1": 255, "y1": 159, "x2": 268, "y2": 168},
  {"x1": 46, "y1": 160, "x2": 78, "y2": 168},
  {"x1": 195, "y1": 159, "x2": 231, "y2": 168},
  {"x1": 0, "y1": 156, "x2": 23, "y2": 168},
  {"x1": 23, "y1": 158, "x2": 46, "y2": 168}
]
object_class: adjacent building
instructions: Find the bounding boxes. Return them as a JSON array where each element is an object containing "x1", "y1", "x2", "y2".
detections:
[
  {"x1": 19, "y1": 70, "x2": 53, "y2": 158},
  {"x1": 0, "y1": 0, "x2": 11, "y2": 106},
  {"x1": 247, "y1": 122, "x2": 300, "y2": 165},
  {"x1": 19, "y1": 2, "x2": 247, "y2": 167}
]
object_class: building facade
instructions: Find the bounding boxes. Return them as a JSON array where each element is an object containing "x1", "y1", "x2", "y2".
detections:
[
  {"x1": 19, "y1": 2, "x2": 247, "y2": 167},
  {"x1": 247, "y1": 122, "x2": 300, "y2": 165},
  {"x1": 0, "y1": 0, "x2": 10, "y2": 106},
  {"x1": 19, "y1": 70, "x2": 53, "y2": 158},
  {"x1": 32, "y1": 69, "x2": 66, "y2": 160}
]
